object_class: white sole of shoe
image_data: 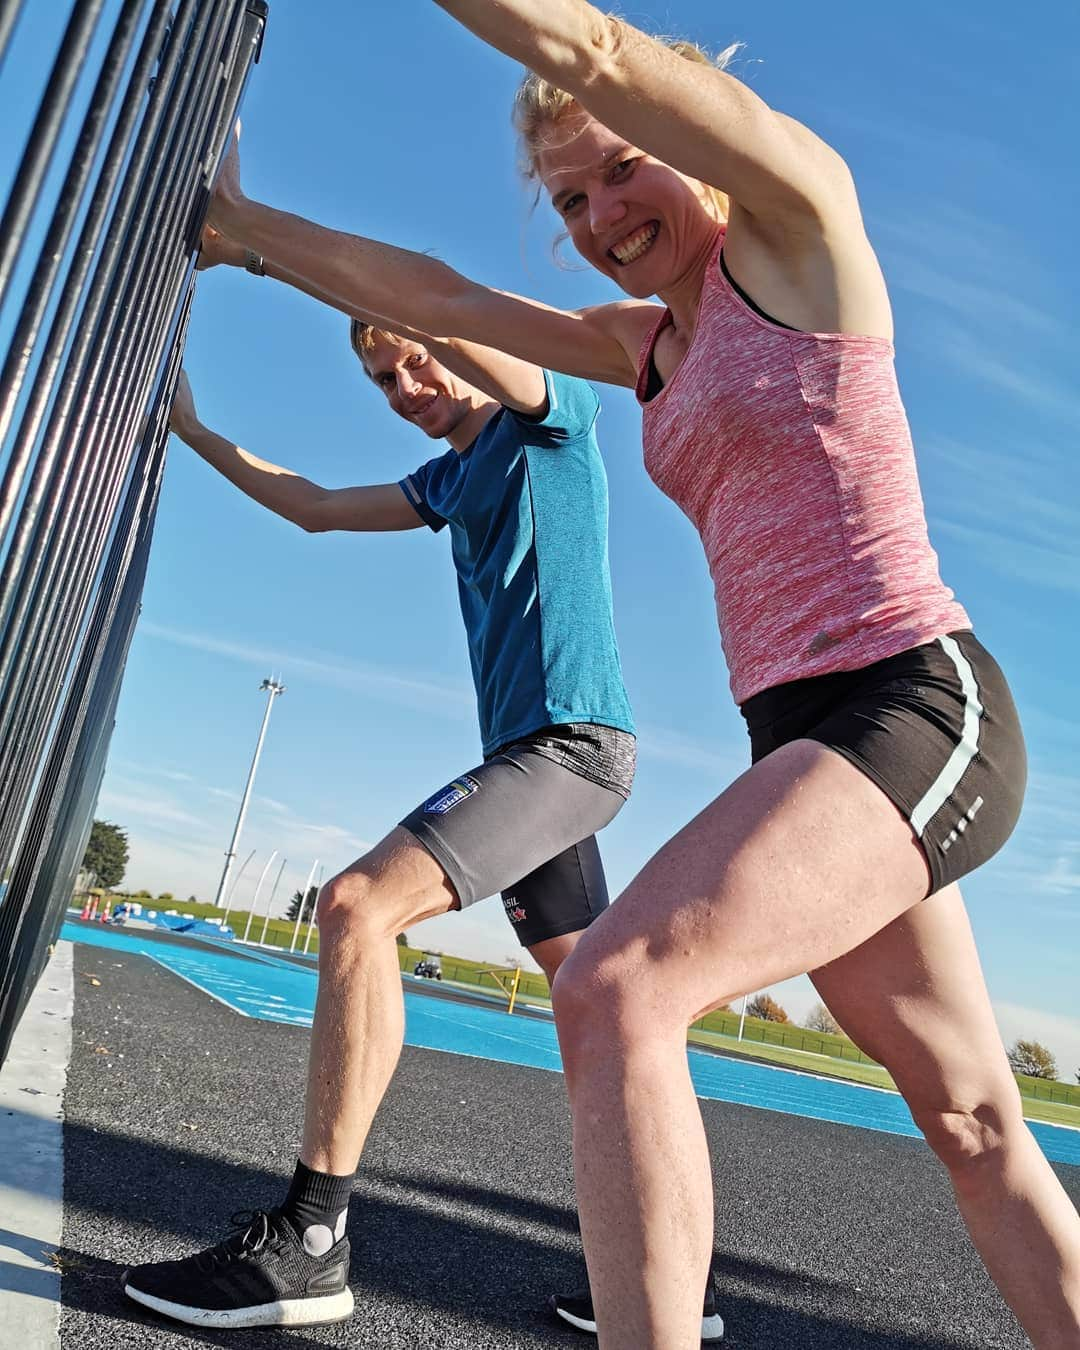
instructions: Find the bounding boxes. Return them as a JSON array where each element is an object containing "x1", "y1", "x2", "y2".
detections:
[
  {"x1": 123, "y1": 1282, "x2": 355, "y2": 1328},
  {"x1": 552, "y1": 1305, "x2": 600, "y2": 1333},
  {"x1": 553, "y1": 1304, "x2": 724, "y2": 1341}
]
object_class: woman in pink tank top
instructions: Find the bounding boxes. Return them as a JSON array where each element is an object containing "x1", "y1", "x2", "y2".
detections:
[
  {"x1": 203, "y1": 3, "x2": 1079, "y2": 1344},
  {"x1": 424, "y1": 8, "x2": 1077, "y2": 1346}
]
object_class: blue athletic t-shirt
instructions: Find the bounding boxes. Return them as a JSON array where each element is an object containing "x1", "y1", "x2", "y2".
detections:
[{"x1": 399, "y1": 370, "x2": 634, "y2": 757}]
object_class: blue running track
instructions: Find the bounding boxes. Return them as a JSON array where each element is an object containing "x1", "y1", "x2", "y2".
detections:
[{"x1": 62, "y1": 922, "x2": 1080, "y2": 1166}]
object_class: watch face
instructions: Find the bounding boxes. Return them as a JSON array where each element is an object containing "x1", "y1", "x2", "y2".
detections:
[{"x1": 245, "y1": 250, "x2": 265, "y2": 276}]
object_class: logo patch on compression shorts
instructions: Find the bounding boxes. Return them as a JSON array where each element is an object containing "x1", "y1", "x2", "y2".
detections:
[
  {"x1": 422, "y1": 775, "x2": 480, "y2": 816},
  {"x1": 502, "y1": 892, "x2": 527, "y2": 924}
]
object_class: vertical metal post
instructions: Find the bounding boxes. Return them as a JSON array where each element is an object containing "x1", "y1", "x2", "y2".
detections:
[
  {"x1": 220, "y1": 847, "x2": 255, "y2": 927},
  {"x1": 302, "y1": 864, "x2": 323, "y2": 955},
  {"x1": 507, "y1": 965, "x2": 521, "y2": 1017},
  {"x1": 241, "y1": 849, "x2": 277, "y2": 943},
  {"x1": 0, "y1": 0, "x2": 107, "y2": 310},
  {"x1": 0, "y1": 0, "x2": 270, "y2": 1065},
  {"x1": 290, "y1": 858, "x2": 319, "y2": 954},
  {"x1": 212, "y1": 677, "x2": 285, "y2": 908},
  {"x1": 258, "y1": 856, "x2": 287, "y2": 947}
]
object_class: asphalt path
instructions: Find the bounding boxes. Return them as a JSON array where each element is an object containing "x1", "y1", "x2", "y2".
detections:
[{"x1": 57, "y1": 940, "x2": 1077, "y2": 1348}]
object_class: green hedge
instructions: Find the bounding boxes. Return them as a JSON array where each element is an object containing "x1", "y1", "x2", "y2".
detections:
[
  {"x1": 690, "y1": 1009, "x2": 880, "y2": 1064},
  {"x1": 1013, "y1": 1073, "x2": 1080, "y2": 1107}
]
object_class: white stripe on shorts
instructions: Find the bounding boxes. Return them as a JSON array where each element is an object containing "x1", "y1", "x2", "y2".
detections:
[{"x1": 909, "y1": 635, "x2": 984, "y2": 837}]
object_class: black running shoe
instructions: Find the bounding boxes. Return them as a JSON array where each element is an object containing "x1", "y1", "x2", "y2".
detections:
[
  {"x1": 550, "y1": 1268, "x2": 724, "y2": 1340},
  {"x1": 122, "y1": 1209, "x2": 353, "y2": 1329}
]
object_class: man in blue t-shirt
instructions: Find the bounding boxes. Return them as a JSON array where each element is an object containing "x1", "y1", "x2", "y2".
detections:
[{"x1": 126, "y1": 277, "x2": 635, "y2": 1329}]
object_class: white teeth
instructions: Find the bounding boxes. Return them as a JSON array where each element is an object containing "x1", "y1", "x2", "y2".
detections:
[{"x1": 611, "y1": 223, "x2": 658, "y2": 264}]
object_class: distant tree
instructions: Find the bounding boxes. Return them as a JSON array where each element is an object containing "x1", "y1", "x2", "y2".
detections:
[
  {"x1": 396, "y1": 932, "x2": 409, "y2": 947},
  {"x1": 1007, "y1": 1039, "x2": 1058, "y2": 1081},
  {"x1": 134, "y1": 888, "x2": 152, "y2": 900},
  {"x1": 746, "y1": 992, "x2": 789, "y2": 1023},
  {"x1": 187, "y1": 895, "x2": 198, "y2": 903},
  {"x1": 286, "y1": 886, "x2": 319, "y2": 923},
  {"x1": 81, "y1": 820, "x2": 128, "y2": 890},
  {"x1": 157, "y1": 892, "x2": 174, "y2": 902},
  {"x1": 804, "y1": 1002, "x2": 841, "y2": 1036}
]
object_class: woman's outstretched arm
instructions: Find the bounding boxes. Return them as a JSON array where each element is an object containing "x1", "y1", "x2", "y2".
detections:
[
  {"x1": 434, "y1": 0, "x2": 856, "y2": 228},
  {"x1": 208, "y1": 133, "x2": 656, "y2": 389}
]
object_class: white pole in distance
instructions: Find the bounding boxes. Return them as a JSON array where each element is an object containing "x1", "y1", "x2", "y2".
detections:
[
  {"x1": 291, "y1": 858, "x2": 319, "y2": 953},
  {"x1": 259, "y1": 855, "x2": 288, "y2": 946},
  {"x1": 302, "y1": 864, "x2": 323, "y2": 956},
  {"x1": 222, "y1": 848, "x2": 256, "y2": 930},
  {"x1": 241, "y1": 850, "x2": 278, "y2": 943}
]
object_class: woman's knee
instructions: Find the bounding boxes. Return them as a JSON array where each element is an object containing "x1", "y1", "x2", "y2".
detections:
[
  {"x1": 910, "y1": 1092, "x2": 1023, "y2": 1183},
  {"x1": 551, "y1": 943, "x2": 673, "y2": 1059}
]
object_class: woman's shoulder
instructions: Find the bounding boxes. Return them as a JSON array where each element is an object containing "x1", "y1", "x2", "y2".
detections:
[{"x1": 574, "y1": 299, "x2": 668, "y2": 385}]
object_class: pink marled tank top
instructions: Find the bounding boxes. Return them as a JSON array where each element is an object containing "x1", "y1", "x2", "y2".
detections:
[{"x1": 636, "y1": 234, "x2": 969, "y2": 706}]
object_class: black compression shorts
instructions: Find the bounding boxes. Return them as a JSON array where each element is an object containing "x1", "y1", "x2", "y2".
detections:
[
  {"x1": 741, "y1": 631, "x2": 1026, "y2": 895},
  {"x1": 400, "y1": 724, "x2": 634, "y2": 948}
]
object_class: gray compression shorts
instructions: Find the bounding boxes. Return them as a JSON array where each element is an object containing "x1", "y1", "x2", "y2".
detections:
[{"x1": 399, "y1": 724, "x2": 634, "y2": 948}]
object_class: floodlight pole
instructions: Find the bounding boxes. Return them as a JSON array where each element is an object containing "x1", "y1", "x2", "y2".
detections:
[
  {"x1": 212, "y1": 676, "x2": 285, "y2": 908},
  {"x1": 737, "y1": 992, "x2": 748, "y2": 1042}
]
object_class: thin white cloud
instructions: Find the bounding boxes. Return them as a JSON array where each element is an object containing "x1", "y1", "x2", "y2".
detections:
[
  {"x1": 138, "y1": 621, "x2": 474, "y2": 714},
  {"x1": 934, "y1": 519, "x2": 1080, "y2": 597},
  {"x1": 869, "y1": 204, "x2": 1062, "y2": 338},
  {"x1": 635, "y1": 723, "x2": 745, "y2": 776},
  {"x1": 96, "y1": 764, "x2": 373, "y2": 904},
  {"x1": 97, "y1": 787, "x2": 209, "y2": 832},
  {"x1": 926, "y1": 324, "x2": 1080, "y2": 431}
]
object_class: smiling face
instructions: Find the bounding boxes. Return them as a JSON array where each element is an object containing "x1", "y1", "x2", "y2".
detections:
[
  {"x1": 535, "y1": 109, "x2": 723, "y2": 299},
  {"x1": 360, "y1": 332, "x2": 474, "y2": 440}
]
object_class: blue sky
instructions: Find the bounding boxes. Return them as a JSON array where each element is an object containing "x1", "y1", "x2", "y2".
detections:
[{"x1": 5, "y1": 3, "x2": 1078, "y2": 1072}]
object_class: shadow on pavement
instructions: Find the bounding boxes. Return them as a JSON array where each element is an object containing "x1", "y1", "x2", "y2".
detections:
[{"x1": 52, "y1": 1111, "x2": 983, "y2": 1349}]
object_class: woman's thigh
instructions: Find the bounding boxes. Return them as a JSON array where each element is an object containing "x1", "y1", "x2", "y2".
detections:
[
  {"x1": 559, "y1": 737, "x2": 931, "y2": 1028},
  {"x1": 809, "y1": 885, "x2": 1018, "y2": 1111}
]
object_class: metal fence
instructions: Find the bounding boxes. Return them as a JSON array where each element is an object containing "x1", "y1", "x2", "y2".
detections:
[{"x1": 0, "y1": 0, "x2": 268, "y2": 1066}]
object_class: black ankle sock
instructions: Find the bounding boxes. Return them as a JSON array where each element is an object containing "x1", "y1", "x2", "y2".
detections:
[{"x1": 281, "y1": 1160, "x2": 355, "y2": 1254}]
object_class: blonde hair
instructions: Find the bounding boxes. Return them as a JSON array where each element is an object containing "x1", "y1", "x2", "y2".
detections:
[
  {"x1": 349, "y1": 317, "x2": 402, "y2": 371},
  {"x1": 513, "y1": 28, "x2": 741, "y2": 226}
]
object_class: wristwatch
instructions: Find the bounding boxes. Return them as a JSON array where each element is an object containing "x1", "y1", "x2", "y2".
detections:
[{"x1": 244, "y1": 249, "x2": 265, "y2": 277}]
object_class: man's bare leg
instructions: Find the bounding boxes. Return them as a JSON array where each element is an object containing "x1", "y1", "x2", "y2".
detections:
[
  {"x1": 300, "y1": 827, "x2": 459, "y2": 1173},
  {"x1": 301, "y1": 833, "x2": 585, "y2": 1171}
]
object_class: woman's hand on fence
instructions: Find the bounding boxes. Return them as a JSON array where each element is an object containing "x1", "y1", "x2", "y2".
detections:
[
  {"x1": 197, "y1": 226, "x2": 247, "y2": 272},
  {"x1": 169, "y1": 371, "x2": 200, "y2": 440},
  {"x1": 208, "y1": 121, "x2": 245, "y2": 232}
]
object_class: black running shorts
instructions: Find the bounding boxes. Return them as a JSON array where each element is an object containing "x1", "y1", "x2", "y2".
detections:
[
  {"x1": 740, "y1": 631, "x2": 1026, "y2": 895},
  {"x1": 400, "y1": 724, "x2": 634, "y2": 948}
]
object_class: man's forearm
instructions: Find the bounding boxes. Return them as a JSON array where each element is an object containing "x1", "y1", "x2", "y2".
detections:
[
  {"x1": 215, "y1": 197, "x2": 468, "y2": 340},
  {"x1": 178, "y1": 419, "x2": 324, "y2": 531}
]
